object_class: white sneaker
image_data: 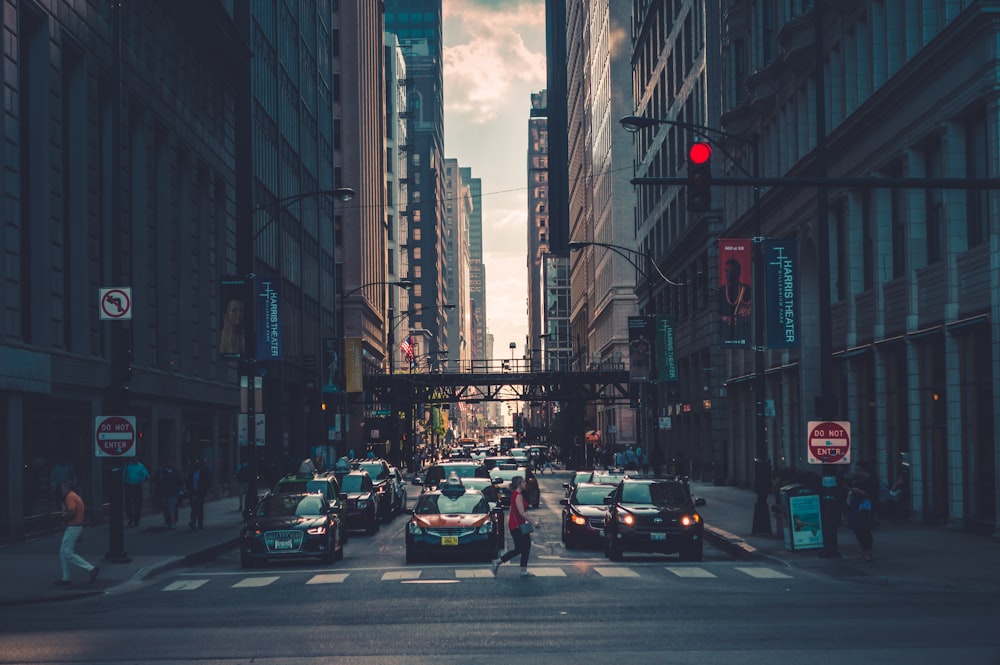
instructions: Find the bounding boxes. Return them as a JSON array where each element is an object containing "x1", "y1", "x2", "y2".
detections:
[
  {"x1": 520, "y1": 569, "x2": 533, "y2": 577},
  {"x1": 491, "y1": 559, "x2": 501, "y2": 576}
]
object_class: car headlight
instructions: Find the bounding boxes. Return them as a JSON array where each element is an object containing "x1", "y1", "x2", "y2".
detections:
[
  {"x1": 307, "y1": 526, "x2": 327, "y2": 535},
  {"x1": 618, "y1": 513, "x2": 635, "y2": 526},
  {"x1": 680, "y1": 514, "x2": 701, "y2": 527},
  {"x1": 478, "y1": 522, "x2": 493, "y2": 534},
  {"x1": 357, "y1": 500, "x2": 368, "y2": 509},
  {"x1": 571, "y1": 514, "x2": 587, "y2": 526},
  {"x1": 407, "y1": 521, "x2": 423, "y2": 535}
]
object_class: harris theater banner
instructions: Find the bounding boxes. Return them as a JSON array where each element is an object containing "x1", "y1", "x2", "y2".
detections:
[
  {"x1": 718, "y1": 240, "x2": 752, "y2": 348},
  {"x1": 764, "y1": 239, "x2": 800, "y2": 348},
  {"x1": 255, "y1": 275, "x2": 283, "y2": 361},
  {"x1": 628, "y1": 315, "x2": 654, "y2": 383}
]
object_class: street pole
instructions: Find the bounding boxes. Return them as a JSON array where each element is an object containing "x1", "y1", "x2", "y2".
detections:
[{"x1": 751, "y1": 137, "x2": 772, "y2": 535}]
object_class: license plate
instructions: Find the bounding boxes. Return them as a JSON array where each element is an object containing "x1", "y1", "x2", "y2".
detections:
[
  {"x1": 275, "y1": 539, "x2": 293, "y2": 549},
  {"x1": 598, "y1": 529, "x2": 605, "y2": 537},
  {"x1": 650, "y1": 532, "x2": 666, "y2": 541},
  {"x1": 441, "y1": 536, "x2": 459, "y2": 546}
]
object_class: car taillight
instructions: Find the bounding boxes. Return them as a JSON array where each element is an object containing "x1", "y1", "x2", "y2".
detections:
[{"x1": 680, "y1": 514, "x2": 701, "y2": 527}]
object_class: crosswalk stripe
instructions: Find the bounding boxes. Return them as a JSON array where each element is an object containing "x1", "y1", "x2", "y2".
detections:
[
  {"x1": 307, "y1": 573, "x2": 349, "y2": 585},
  {"x1": 524, "y1": 566, "x2": 567, "y2": 577},
  {"x1": 382, "y1": 570, "x2": 421, "y2": 581},
  {"x1": 456, "y1": 569, "x2": 495, "y2": 578},
  {"x1": 736, "y1": 566, "x2": 792, "y2": 579},
  {"x1": 665, "y1": 566, "x2": 717, "y2": 578},
  {"x1": 163, "y1": 579, "x2": 209, "y2": 591},
  {"x1": 232, "y1": 576, "x2": 279, "y2": 588},
  {"x1": 594, "y1": 567, "x2": 640, "y2": 578}
]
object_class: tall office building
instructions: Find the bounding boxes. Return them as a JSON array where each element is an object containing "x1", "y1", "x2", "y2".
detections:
[
  {"x1": 527, "y1": 90, "x2": 551, "y2": 370},
  {"x1": 443, "y1": 158, "x2": 471, "y2": 371},
  {"x1": 386, "y1": 33, "x2": 411, "y2": 374},
  {"x1": 385, "y1": 1, "x2": 452, "y2": 361},
  {"x1": 461, "y1": 167, "x2": 487, "y2": 363}
]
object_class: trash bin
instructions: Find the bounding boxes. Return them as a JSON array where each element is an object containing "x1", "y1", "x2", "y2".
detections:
[{"x1": 778, "y1": 484, "x2": 823, "y2": 551}]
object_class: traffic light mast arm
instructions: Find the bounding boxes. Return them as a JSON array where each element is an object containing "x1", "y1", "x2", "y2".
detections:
[{"x1": 633, "y1": 175, "x2": 1000, "y2": 189}]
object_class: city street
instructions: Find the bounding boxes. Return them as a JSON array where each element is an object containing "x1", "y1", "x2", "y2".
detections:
[{"x1": 1, "y1": 473, "x2": 998, "y2": 664}]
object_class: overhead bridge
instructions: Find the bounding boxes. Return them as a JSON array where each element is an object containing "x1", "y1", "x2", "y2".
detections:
[{"x1": 366, "y1": 359, "x2": 631, "y2": 406}]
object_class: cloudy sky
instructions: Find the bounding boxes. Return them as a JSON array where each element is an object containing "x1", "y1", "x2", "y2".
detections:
[{"x1": 442, "y1": 0, "x2": 547, "y2": 359}]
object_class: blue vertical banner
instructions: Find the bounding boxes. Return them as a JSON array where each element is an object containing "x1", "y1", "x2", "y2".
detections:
[
  {"x1": 255, "y1": 275, "x2": 282, "y2": 360},
  {"x1": 628, "y1": 315, "x2": 654, "y2": 383},
  {"x1": 764, "y1": 240, "x2": 800, "y2": 348},
  {"x1": 655, "y1": 316, "x2": 678, "y2": 383}
]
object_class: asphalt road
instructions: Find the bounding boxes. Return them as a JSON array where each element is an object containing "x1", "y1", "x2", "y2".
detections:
[{"x1": 2, "y1": 474, "x2": 998, "y2": 664}]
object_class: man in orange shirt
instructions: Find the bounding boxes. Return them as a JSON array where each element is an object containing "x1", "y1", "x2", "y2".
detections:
[{"x1": 56, "y1": 480, "x2": 99, "y2": 586}]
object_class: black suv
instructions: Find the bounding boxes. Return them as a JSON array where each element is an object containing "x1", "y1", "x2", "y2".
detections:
[
  {"x1": 352, "y1": 459, "x2": 396, "y2": 523},
  {"x1": 340, "y1": 470, "x2": 381, "y2": 534},
  {"x1": 603, "y1": 477, "x2": 706, "y2": 562},
  {"x1": 272, "y1": 471, "x2": 349, "y2": 543}
]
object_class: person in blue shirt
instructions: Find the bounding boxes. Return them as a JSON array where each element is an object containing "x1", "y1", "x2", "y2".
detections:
[{"x1": 123, "y1": 457, "x2": 150, "y2": 527}]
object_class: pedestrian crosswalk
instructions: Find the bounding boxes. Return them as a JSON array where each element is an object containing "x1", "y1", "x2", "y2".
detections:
[{"x1": 162, "y1": 564, "x2": 793, "y2": 591}]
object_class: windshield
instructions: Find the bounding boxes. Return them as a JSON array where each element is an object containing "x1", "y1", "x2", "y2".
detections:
[
  {"x1": 257, "y1": 494, "x2": 324, "y2": 517},
  {"x1": 340, "y1": 475, "x2": 367, "y2": 493},
  {"x1": 356, "y1": 463, "x2": 386, "y2": 480},
  {"x1": 489, "y1": 467, "x2": 524, "y2": 482},
  {"x1": 573, "y1": 485, "x2": 614, "y2": 505},
  {"x1": 621, "y1": 482, "x2": 689, "y2": 505},
  {"x1": 414, "y1": 492, "x2": 489, "y2": 515}
]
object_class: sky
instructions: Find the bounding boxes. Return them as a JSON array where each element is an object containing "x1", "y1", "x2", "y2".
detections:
[{"x1": 441, "y1": 0, "x2": 547, "y2": 359}]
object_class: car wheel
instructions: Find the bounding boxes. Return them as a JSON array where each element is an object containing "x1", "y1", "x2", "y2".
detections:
[
  {"x1": 679, "y1": 540, "x2": 703, "y2": 562},
  {"x1": 607, "y1": 537, "x2": 623, "y2": 562},
  {"x1": 320, "y1": 539, "x2": 336, "y2": 564}
]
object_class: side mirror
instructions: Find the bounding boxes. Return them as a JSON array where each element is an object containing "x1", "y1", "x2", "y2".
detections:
[
  {"x1": 559, "y1": 498, "x2": 569, "y2": 506},
  {"x1": 562, "y1": 482, "x2": 570, "y2": 489},
  {"x1": 694, "y1": 497, "x2": 706, "y2": 507},
  {"x1": 337, "y1": 492, "x2": 348, "y2": 500},
  {"x1": 404, "y1": 507, "x2": 414, "y2": 514}
]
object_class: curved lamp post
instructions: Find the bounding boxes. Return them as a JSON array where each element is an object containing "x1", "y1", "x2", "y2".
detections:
[{"x1": 620, "y1": 112, "x2": 772, "y2": 537}]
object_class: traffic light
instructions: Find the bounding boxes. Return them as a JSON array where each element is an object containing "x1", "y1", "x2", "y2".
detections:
[{"x1": 687, "y1": 142, "x2": 712, "y2": 212}]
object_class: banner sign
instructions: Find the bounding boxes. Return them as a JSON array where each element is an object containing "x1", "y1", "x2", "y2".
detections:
[
  {"x1": 718, "y1": 239, "x2": 752, "y2": 348},
  {"x1": 655, "y1": 316, "x2": 678, "y2": 384},
  {"x1": 628, "y1": 315, "x2": 654, "y2": 383},
  {"x1": 345, "y1": 337, "x2": 363, "y2": 393},
  {"x1": 765, "y1": 240, "x2": 800, "y2": 348},
  {"x1": 322, "y1": 337, "x2": 340, "y2": 393},
  {"x1": 219, "y1": 276, "x2": 250, "y2": 359},
  {"x1": 255, "y1": 276, "x2": 282, "y2": 360}
]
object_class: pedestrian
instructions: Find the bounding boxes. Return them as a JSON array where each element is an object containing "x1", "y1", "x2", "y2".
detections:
[
  {"x1": 625, "y1": 446, "x2": 639, "y2": 471},
  {"x1": 155, "y1": 458, "x2": 183, "y2": 529},
  {"x1": 491, "y1": 476, "x2": 539, "y2": 577},
  {"x1": 540, "y1": 451, "x2": 555, "y2": 474},
  {"x1": 235, "y1": 460, "x2": 250, "y2": 512},
  {"x1": 640, "y1": 448, "x2": 650, "y2": 475},
  {"x1": 123, "y1": 457, "x2": 150, "y2": 527},
  {"x1": 186, "y1": 458, "x2": 212, "y2": 530},
  {"x1": 847, "y1": 460, "x2": 880, "y2": 562},
  {"x1": 55, "y1": 480, "x2": 99, "y2": 586}
]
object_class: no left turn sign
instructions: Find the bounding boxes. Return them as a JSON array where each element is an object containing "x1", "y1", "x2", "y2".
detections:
[{"x1": 100, "y1": 287, "x2": 132, "y2": 320}]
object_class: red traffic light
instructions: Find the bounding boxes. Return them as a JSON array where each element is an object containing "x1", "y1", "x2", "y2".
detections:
[{"x1": 689, "y1": 142, "x2": 712, "y2": 164}]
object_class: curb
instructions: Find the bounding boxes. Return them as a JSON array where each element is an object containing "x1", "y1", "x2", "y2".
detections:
[
  {"x1": 132, "y1": 537, "x2": 240, "y2": 583},
  {"x1": 703, "y1": 524, "x2": 763, "y2": 560}
]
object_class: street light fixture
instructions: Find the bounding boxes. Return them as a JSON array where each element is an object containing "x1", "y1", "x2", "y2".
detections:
[{"x1": 620, "y1": 113, "x2": 771, "y2": 536}]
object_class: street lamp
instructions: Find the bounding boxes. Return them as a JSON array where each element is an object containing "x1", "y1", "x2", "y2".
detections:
[
  {"x1": 620, "y1": 113, "x2": 771, "y2": 536},
  {"x1": 240, "y1": 186, "x2": 356, "y2": 514}
]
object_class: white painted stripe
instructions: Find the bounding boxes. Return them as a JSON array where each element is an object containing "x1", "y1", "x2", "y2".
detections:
[
  {"x1": 232, "y1": 576, "x2": 279, "y2": 588},
  {"x1": 665, "y1": 566, "x2": 717, "y2": 578},
  {"x1": 401, "y1": 579, "x2": 459, "y2": 584},
  {"x1": 306, "y1": 573, "x2": 349, "y2": 585},
  {"x1": 594, "y1": 567, "x2": 640, "y2": 578},
  {"x1": 523, "y1": 567, "x2": 566, "y2": 577},
  {"x1": 382, "y1": 570, "x2": 421, "y2": 581},
  {"x1": 456, "y1": 569, "x2": 495, "y2": 578},
  {"x1": 736, "y1": 567, "x2": 792, "y2": 579},
  {"x1": 163, "y1": 579, "x2": 209, "y2": 591}
]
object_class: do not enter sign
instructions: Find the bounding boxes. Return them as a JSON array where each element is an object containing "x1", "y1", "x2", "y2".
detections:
[
  {"x1": 95, "y1": 416, "x2": 137, "y2": 458},
  {"x1": 807, "y1": 420, "x2": 851, "y2": 464}
]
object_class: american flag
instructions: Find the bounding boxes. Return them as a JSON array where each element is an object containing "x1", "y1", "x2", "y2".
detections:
[{"x1": 399, "y1": 336, "x2": 415, "y2": 361}]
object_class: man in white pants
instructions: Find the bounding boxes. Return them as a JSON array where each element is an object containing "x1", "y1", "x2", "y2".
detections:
[{"x1": 55, "y1": 480, "x2": 99, "y2": 586}]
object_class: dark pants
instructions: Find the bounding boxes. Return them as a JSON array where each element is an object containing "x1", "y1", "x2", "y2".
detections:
[
  {"x1": 189, "y1": 494, "x2": 206, "y2": 528},
  {"x1": 500, "y1": 527, "x2": 532, "y2": 568},
  {"x1": 853, "y1": 527, "x2": 873, "y2": 552},
  {"x1": 124, "y1": 483, "x2": 144, "y2": 525}
]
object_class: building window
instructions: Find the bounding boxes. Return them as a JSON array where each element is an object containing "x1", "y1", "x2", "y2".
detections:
[
  {"x1": 965, "y1": 107, "x2": 989, "y2": 247},
  {"x1": 924, "y1": 138, "x2": 943, "y2": 265}
]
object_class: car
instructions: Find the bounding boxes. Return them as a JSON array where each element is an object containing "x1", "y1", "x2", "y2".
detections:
[
  {"x1": 603, "y1": 477, "x2": 706, "y2": 562},
  {"x1": 272, "y1": 471, "x2": 349, "y2": 543},
  {"x1": 560, "y1": 482, "x2": 616, "y2": 549},
  {"x1": 240, "y1": 492, "x2": 345, "y2": 568},
  {"x1": 352, "y1": 459, "x2": 396, "y2": 523},
  {"x1": 461, "y1": 476, "x2": 506, "y2": 541},
  {"x1": 339, "y1": 470, "x2": 381, "y2": 534},
  {"x1": 563, "y1": 470, "x2": 596, "y2": 497},
  {"x1": 405, "y1": 473, "x2": 503, "y2": 563},
  {"x1": 418, "y1": 461, "x2": 487, "y2": 491},
  {"x1": 489, "y1": 464, "x2": 540, "y2": 508},
  {"x1": 387, "y1": 465, "x2": 408, "y2": 515},
  {"x1": 481, "y1": 456, "x2": 517, "y2": 473}
]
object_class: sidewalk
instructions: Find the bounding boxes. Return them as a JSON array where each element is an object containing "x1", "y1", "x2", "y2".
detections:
[
  {"x1": 0, "y1": 495, "x2": 244, "y2": 606},
  {"x1": 692, "y1": 481, "x2": 1000, "y2": 592}
]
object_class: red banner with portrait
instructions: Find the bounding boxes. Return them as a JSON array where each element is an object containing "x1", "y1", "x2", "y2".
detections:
[{"x1": 718, "y1": 240, "x2": 752, "y2": 348}]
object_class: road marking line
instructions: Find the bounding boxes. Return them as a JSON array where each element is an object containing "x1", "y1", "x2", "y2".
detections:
[
  {"x1": 665, "y1": 566, "x2": 717, "y2": 578},
  {"x1": 307, "y1": 573, "x2": 349, "y2": 584},
  {"x1": 232, "y1": 576, "x2": 279, "y2": 588},
  {"x1": 163, "y1": 579, "x2": 209, "y2": 591},
  {"x1": 736, "y1": 567, "x2": 792, "y2": 579},
  {"x1": 456, "y1": 569, "x2": 495, "y2": 578},
  {"x1": 382, "y1": 570, "x2": 421, "y2": 581},
  {"x1": 526, "y1": 567, "x2": 567, "y2": 577},
  {"x1": 401, "y1": 579, "x2": 459, "y2": 584},
  {"x1": 594, "y1": 567, "x2": 640, "y2": 577}
]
